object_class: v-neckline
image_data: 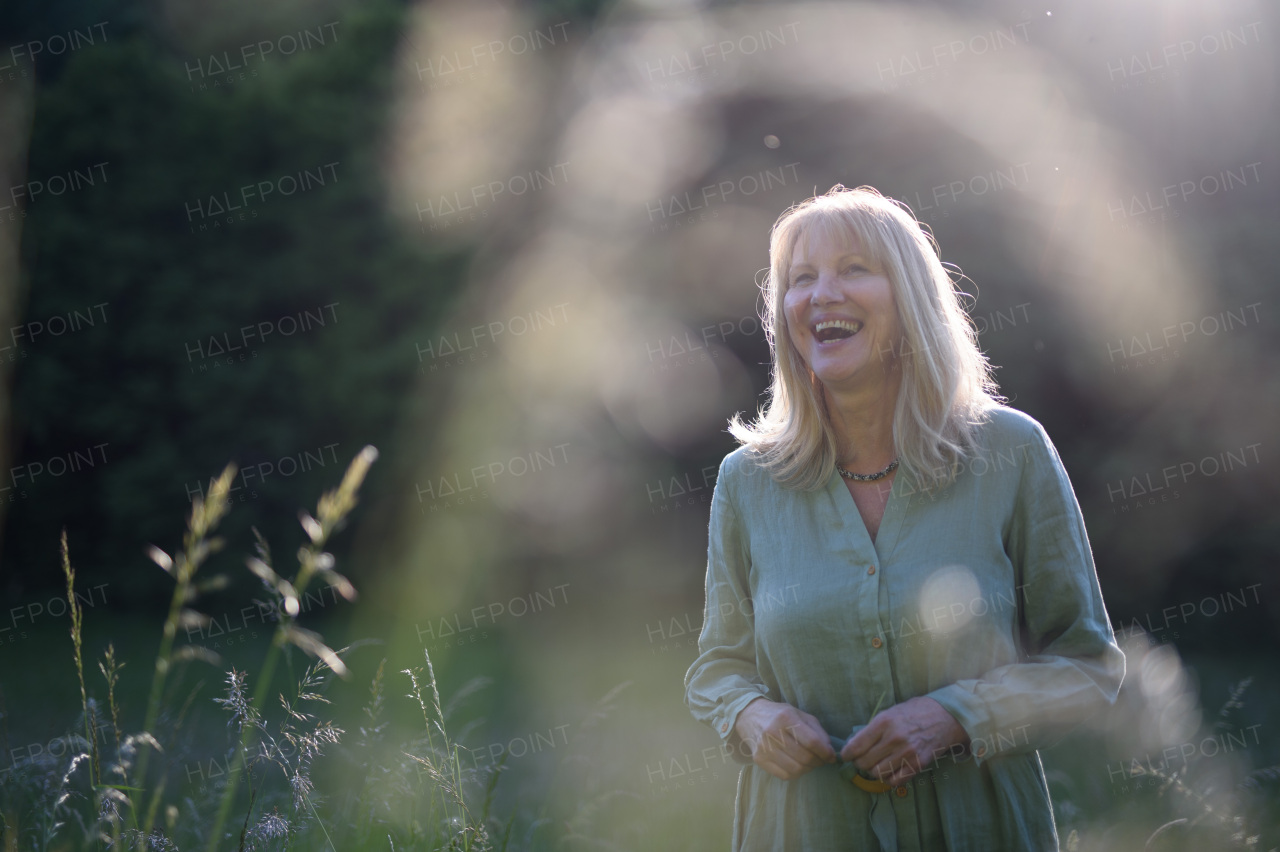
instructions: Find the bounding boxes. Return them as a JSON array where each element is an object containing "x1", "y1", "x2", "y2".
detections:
[{"x1": 828, "y1": 464, "x2": 908, "y2": 564}]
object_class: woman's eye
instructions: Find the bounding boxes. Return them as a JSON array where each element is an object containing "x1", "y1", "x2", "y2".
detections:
[
  {"x1": 843, "y1": 264, "x2": 867, "y2": 275},
  {"x1": 791, "y1": 273, "x2": 814, "y2": 286}
]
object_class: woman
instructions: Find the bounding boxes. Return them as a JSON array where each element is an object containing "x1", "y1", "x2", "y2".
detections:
[{"x1": 683, "y1": 185, "x2": 1125, "y2": 851}]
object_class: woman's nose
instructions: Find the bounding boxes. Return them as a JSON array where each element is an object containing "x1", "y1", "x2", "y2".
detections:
[{"x1": 810, "y1": 270, "x2": 844, "y2": 305}]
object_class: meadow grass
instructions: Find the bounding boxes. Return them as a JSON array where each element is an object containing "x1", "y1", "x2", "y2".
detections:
[
  {"x1": 0, "y1": 445, "x2": 1276, "y2": 851},
  {"x1": 0, "y1": 445, "x2": 635, "y2": 851}
]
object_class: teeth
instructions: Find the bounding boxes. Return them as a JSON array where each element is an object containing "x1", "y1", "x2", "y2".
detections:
[{"x1": 814, "y1": 320, "x2": 863, "y2": 335}]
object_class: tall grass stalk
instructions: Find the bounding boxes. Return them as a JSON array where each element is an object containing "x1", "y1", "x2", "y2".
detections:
[
  {"x1": 403, "y1": 651, "x2": 494, "y2": 852},
  {"x1": 133, "y1": 461, "x2": 237, "y2": 844},
  {"x1": 205, "y1": 445, "x2": 377, "y2": 852},
  {"x1": 60, "y1": 528, "x2": 100, "y2": 790},
  {"x1": 99, "y1": 644, "x2": 124, "y2": 758}
]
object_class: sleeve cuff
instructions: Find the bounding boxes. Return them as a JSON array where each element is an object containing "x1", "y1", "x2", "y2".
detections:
[
  {"x1": 925, "y1": 683, "x2": 991, "y2": 766},
  {"x1": 716, "y1": 691, "x2": 768, "y2": 765}
]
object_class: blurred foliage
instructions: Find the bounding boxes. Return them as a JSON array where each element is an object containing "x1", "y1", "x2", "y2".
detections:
[{"x1": 4, "y1": 0, "x2": 471, "y2": 601}]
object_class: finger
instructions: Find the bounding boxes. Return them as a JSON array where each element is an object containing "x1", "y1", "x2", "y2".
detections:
[
  {"x1": 760, "y1": 760, "x2": 793, "y2": 781},
  {"x1": 859, "y1": 741, "x2": 902, "y2": 777},
  {"x1": 854, "y1": 719, "x2": 911, "y2": 772},
  {"x1": 845, "y1": 713, "x2": 893, "y2": 762},
  {"x1": 788, "y1": 720, "x2": 836, "y2": 763},
  {"x1": 840, "y1": 734, "x2": 869, "y2": 763},
  {"x1": 754, "y1": 730, "x2": 809, "y2": 767},
  {"x1": 760, "y1": 750, "x2": 807, "y2": 780},
  {"x1": 778, "y1": 734, "x2": 829, "y2": 772},
  {"x1": 752, "y1": 724, "x2": 792, "y2": 757},
  {"x1": 798, "y1": 743, "x2": 835, "y2": 771},
  {"x1": 778, "y1": 741, "x2": 829, "y2": 777},
  {"x1": 854, "y1": 735, "x2": 901, "y2": 773},
  {"x1": 764, "y1": 730, "x2": 832, "y2": 777},
  {"x1": 799, "y1": 710, "x2": 833, "y2": 737}
]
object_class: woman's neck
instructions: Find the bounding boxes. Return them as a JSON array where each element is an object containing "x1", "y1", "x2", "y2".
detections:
[{"x1": 823, "y1": 373, "x2": 902, "y2": 471}]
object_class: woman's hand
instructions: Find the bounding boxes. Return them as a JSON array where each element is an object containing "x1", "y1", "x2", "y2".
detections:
[
  {"x1": 734, "y1": 697, "x2": 837, "y2": 780},
  {"x1": 841, "y1": 696, "x2": 969, "y2": 785}
]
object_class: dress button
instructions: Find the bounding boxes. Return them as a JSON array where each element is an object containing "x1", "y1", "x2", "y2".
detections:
[
  {"x1": 867, "y1": 565, "x2": 876, "y2": 575},
  {"x1": 974, "y1": 745, "x2": 987, "y2": 758},
  {"x1": 871, "y1": 637, "x2": 883, "y2": 649},
  {"x1": 895, "y1": 785, "x2": 908, "y2": 798},
  {"x1": 720, "y1": 722, "x2": 729, "y2": 733}
]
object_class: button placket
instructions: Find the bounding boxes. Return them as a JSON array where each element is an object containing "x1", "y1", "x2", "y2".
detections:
[{"x1": 835, "y1": 471, "x2": 897, "y2": 737}]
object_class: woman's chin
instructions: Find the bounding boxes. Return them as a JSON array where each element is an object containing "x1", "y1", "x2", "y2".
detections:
[{"x1": 811, "y1": 363, "x2": 867, "y2": 388}]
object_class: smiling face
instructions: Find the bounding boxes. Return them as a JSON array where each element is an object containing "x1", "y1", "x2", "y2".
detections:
[{"x1": 782, "y1": 223, "x2": 903, "y2": 392}]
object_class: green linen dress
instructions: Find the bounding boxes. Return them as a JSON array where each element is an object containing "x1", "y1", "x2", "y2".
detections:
[{"x1": 683, "y1": 406, "x2": 1125, "y2": 851}]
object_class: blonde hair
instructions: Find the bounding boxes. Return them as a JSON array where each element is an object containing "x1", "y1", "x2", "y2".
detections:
[{"x1": 729, "y1": 185, "x2": 1002, "y2": 492}]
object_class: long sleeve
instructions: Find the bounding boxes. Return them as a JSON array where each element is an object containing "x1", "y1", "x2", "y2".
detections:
[
  {"x1": 926, "y1": 418, "x2": 1126, "y2": 765},
  {"x1": 684, "y1": 454, "x2": 770, "y2": 764},
  {"x1": 686, "y1": 408, "x2": 1110, "y2": 848}
]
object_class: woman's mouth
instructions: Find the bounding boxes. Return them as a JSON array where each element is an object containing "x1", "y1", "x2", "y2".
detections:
[{"x1": 813, "y1": 319, "x2": 863, "y2": 343}]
